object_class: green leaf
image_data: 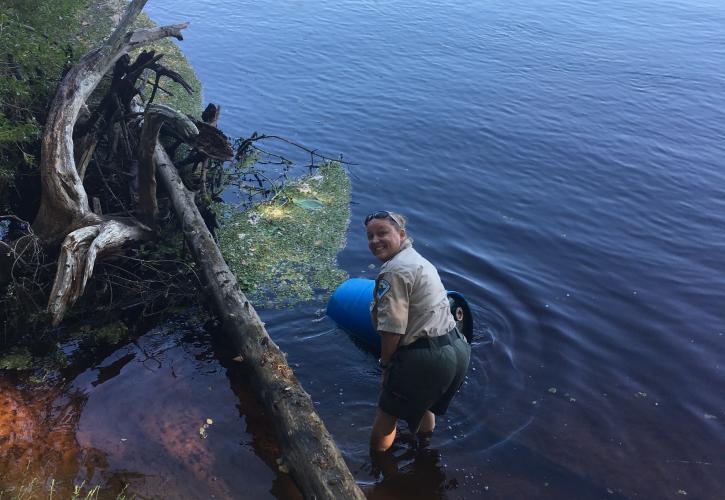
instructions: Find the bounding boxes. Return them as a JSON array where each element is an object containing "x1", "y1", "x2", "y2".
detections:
[{"x1": 292, "y1": 198, "x2": 325, "y2": 210}]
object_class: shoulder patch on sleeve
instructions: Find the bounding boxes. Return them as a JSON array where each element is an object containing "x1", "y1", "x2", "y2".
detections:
[{"x1": 376, "y1": 279, "x2": 391, "y2": 299}]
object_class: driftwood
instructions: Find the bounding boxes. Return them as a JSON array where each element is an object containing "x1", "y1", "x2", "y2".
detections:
[
  {"x1": 147, "y1": 106, "x2": 365, "y2": 499},
  {"x1": 46, "y1": 217, "x2": 153, "y2": 323}
]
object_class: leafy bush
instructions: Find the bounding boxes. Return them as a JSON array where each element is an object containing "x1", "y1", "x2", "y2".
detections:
[{"x1": 0, "y1": 0, "x2": 86, "y2": 212}]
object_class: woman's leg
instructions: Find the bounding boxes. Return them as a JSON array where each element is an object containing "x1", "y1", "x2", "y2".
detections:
[
  {"x1": 371, "y1": 408, "x2": 398, "y2": 451},
  {"x1": 418, "y1": 410, "x2": 436, "y2": 433}
]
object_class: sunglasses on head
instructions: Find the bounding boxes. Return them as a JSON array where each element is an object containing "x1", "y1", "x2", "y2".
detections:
[{"x1": 364, "y1": 211, "x2": 403, "y2": 227}]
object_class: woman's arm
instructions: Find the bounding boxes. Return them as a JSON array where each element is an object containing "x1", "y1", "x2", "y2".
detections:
[
  {"x1": 379, "y1": 331, "x2": 401, "y2": 387},
  {"x1": 380, "y1": 331, "x2": 401, "y2": 365}
]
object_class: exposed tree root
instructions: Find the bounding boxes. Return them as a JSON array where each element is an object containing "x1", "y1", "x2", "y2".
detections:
[{"x1": 47, "y1": 218, "x2": 153, "y2": 325}]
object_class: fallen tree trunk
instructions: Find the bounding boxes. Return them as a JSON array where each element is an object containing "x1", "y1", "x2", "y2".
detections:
[{"x1": 149, "y1": 107, "x2": 365, "y2": 499}]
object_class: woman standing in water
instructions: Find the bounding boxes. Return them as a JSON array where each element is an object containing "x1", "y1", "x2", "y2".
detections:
[{"x1": 365, "y1": 210, "x2": 471, "y2": 452}]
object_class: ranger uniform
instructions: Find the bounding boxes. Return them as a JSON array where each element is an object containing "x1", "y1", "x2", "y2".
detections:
[{"x1": 371, "y1": 239, "x2": 470, "y2": 432}]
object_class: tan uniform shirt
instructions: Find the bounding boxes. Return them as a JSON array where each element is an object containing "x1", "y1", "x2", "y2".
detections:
[{"x1": 371, "y1": 239, "x2": 455, "y2": 347}]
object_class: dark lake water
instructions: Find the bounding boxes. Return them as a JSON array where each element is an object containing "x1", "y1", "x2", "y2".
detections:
[{"x1": 3, "y1": 0, "x2": 724, "y2": 498}]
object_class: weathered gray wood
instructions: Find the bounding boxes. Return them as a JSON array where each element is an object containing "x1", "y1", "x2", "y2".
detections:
[
  {"x1": 47, "y1": 218, "x2": 153, "y2": 325},
  {"x1": 150, "y1": 107, "x2": 365, "y2": 500},
  {"x1": 31, "y1": 0, "x2": 189, "y2": 324},
  {"x1": 33, "y1": 0, "x2": 187, "y2": 246},
  {"x1": 138, "y1": 104, "x2": 195, "y2": 227}
]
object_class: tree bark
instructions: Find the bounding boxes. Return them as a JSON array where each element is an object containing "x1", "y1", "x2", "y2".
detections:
[{"x1": 149, "y1": 107, "x2": 365, "y2": 500}]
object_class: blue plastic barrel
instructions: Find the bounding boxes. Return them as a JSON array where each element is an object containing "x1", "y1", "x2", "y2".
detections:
[
  {"x1": 327, "y1": 278, "x2": 380, "y2": 350},
  {"x1": 327, "y1": 278, "x2": 473, "y2": 353}
]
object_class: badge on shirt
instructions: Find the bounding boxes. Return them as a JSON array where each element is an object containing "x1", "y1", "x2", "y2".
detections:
[{"x1": 376, "y1": 279, "x2": 391, "y2": 300}]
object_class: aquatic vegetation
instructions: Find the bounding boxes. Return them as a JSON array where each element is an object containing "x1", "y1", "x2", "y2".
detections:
[
  {"x1": 0, "y1": 349, "x2": 32, "y2": 370},
  {"x1": 216, "y1": 161, "x2": 351, "y2": 305},
  {"x1": 74, "y1": 322, "x2": 129, "y2": 348}
]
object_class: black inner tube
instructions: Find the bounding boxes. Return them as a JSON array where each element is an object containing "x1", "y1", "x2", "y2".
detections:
[{"x1": 447, "y1": 293, "x2": 474, "y2": 344}]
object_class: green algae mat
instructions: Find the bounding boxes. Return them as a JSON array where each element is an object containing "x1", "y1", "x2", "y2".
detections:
[{"x1": 216, "y1": 161, "x2": 350, "y2": 306}]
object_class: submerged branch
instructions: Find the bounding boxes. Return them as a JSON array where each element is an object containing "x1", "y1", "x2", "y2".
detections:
[{"x1": 251, "y1": 134, "x2": 357, "y2": 165}]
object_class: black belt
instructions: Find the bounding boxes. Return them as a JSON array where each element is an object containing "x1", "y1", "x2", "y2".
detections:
[{"x1": 400, "y1": 327, "x2": 461, "y2": 350}]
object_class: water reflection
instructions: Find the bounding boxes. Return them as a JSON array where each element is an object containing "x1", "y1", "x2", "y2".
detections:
[
  {"x1": 71, "y1": 321, "x2": 292, "y2": 498},
  {"x1": 0, "y1": 317, "x2": 300, "y2": 499},
  {"x1": 0, "y1": 376, "x2": 95, "y2": 497},
  {"x1": 91, "y1": 352, "x2": 136, "y2": 387},
  {"x1": 366, "y1": 443, "x2": 452, "y2": 499},
  {"x1": 220, "y1": 351, "x2": 303, "y2": 500}
]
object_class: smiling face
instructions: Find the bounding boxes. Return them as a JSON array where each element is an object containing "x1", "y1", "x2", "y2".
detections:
[{"x1": 366, "y1": 218, "x2": 406, "y2": 262}]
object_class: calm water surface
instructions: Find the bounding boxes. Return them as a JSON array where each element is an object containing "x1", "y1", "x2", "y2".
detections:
[{"x1": 3, "y1": 0, "x2": 724, "y2": 498}]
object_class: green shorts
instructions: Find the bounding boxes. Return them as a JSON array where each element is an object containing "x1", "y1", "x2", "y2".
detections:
[{"x1": 379, "y1": 328, "x2": 471, "y2": 432}]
